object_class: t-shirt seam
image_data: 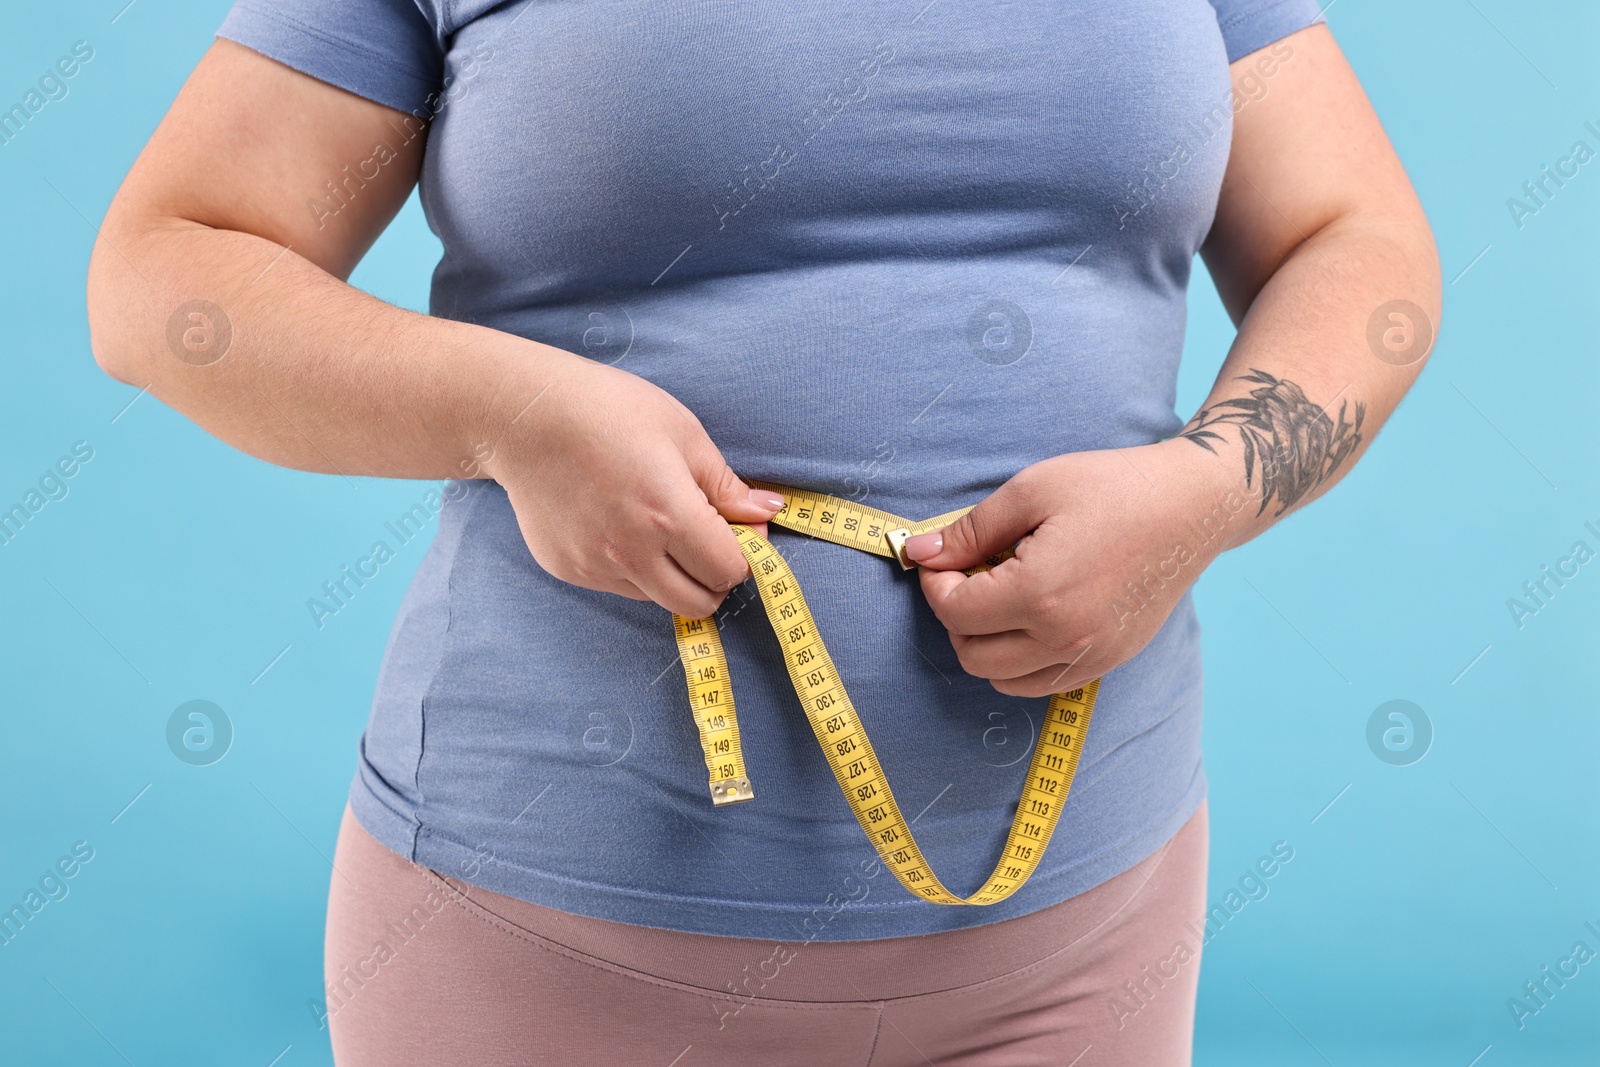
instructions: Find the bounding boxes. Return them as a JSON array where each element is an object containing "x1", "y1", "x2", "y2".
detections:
[
  {"x1": 410, "y1": 481, "x2": 490, "y2": 861},
  {"x1": 220, "y1": 2, "x2": 439, "y2": 98},
  {"x1": 1216, "y1": 0, "x2": 1316, "y2": 34}
]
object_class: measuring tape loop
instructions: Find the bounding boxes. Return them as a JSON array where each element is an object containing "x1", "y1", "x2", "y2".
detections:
[{"x1": 672, "y1": 484, "x2": 1101, "y2": 906}]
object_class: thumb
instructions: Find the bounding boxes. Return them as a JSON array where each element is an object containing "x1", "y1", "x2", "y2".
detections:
[
  {"x1": 685, "y1": 440, "x2": 786, "y2": 524},
  {"x1": 903, "y1": 479, "x2": 1045, "y2": 570}
]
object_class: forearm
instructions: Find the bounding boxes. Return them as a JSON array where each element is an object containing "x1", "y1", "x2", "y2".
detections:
[
  {"x1": 1173, "y1": 212, "x2": 1440, "y2": 551},
  {"x1": 86, "y1": 217, "x2": 576, "y2": 481}
]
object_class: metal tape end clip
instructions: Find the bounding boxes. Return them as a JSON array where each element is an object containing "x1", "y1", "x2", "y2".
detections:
[
  {"x1": 711, "y1": 777, "x2": 755, "y2": 806},
  {"x1": 884, "y1": 528, "x2": 917, "y2": 570}
]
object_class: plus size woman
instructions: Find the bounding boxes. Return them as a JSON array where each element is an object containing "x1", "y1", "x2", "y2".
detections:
[{"x1": 87, "y1": 1, "x2": 1438, "y2": 1063}]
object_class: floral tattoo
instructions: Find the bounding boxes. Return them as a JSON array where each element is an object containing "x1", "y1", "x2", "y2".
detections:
[{"x1": 1178, "y1": 369, "x2": 1365, "y2": 517}]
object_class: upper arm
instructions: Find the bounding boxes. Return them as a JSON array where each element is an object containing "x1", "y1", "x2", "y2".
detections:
[
  {"x1": 1200, "y1": 25, "x2": 1436, "y2": 324},
  {"x1": 102, "y1": 38, "x2": 425, "y2": 281}
]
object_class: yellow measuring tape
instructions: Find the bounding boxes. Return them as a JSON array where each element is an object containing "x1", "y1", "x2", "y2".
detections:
[{"x1": 673, "y1": 484, "x2": 1101, "y2": 906}]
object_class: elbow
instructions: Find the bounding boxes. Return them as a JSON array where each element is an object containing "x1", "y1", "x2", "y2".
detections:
[
  {"x1": 86, "y1": 228, "x2": 151, "y2": 387},
  {"x1": 1397, "y1": 207, "x2": 1443, "y2": 360},
  {"x1": 1418, "y1": 215, "x2": 1442, "y2": 310},
  {"x1": 86, "y1": 318, "x2": 143, "y2": 389},
  {"x1": 1387, "y1": 194, "x2": 1441, "y2": 307},
  {"x1": 1397, "y1": 197, "x2": 1441, "y2": 302}
]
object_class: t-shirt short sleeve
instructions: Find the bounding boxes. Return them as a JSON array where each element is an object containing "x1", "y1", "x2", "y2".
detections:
[
  {"x1": 216, "y1": 0, "x2": 444, "y2": 115},
  {"x1": 1206, "y1": 0, "x2": 1326, "y2": 63}
]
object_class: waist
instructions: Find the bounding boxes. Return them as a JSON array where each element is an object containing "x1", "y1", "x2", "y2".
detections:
[{"x1": 355, "y1": 483, "x2": 1205, "y2": 934}]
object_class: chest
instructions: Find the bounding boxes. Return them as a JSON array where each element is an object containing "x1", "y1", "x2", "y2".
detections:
[{"x1": 419, "y1": 0, "x2": 1234, "y2": 281}]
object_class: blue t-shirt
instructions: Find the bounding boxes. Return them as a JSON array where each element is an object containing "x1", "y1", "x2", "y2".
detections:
[{"x1": 219, "y1": 0, "x2": 1322, "y2": 940}]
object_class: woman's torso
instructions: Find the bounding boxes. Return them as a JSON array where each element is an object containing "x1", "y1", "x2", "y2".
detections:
[{"x1": 352, "y1": 0, "x2": 1239, "y2": 938}]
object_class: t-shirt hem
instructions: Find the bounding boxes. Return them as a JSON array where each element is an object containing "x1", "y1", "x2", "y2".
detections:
[
  {"x1": 216, "y1": 2, "x2": 440, "y2": 115},
  {"x1": 1216, "y1": 0, "x2": 1326, "y2": 64},
  {"x1": 350, "y1": 760, "x2": 421, "y2": 862},
  {"x1": 346, "y1": 761, "x2": 1209, "y2": 942}
]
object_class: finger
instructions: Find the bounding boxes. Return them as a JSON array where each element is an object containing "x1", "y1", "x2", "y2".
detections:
[
  {"x1": 555, "y1": 566, "x2": 652, "y2": 603},
  {"x1": 918, "y1": 561, "x2": 1035, "y2": 636},
  {"x1": 684, "y1": 438, "x2": 785, "y2": 523},
  {"x1": 627, "y1": 550, "x2": 729, "y2": 619},
  {"x1": 667, "y1": 495, "x2": 757, "y2": 595},
  {"x1": 948, "y1": 629, "x2": 1083, "y2": 681},
  {"x1": 903, "y1": 475, "x2": 1047, "y2": 570},
  {"x1": 988, "y1": 654, "x2": 1100, "y2": 699},
  {"x1": 598, "y1": 579, "x2": 652, "y2": 602}
]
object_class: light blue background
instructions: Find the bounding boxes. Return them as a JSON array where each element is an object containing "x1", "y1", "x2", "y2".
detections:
[{"x1": 1, "y1": 2, "x2": 1595, "y2": 1064}]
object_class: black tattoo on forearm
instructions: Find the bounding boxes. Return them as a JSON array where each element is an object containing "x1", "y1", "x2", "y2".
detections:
[{"x1": 1178, "y1": 369, "x2": 1365, "y2": 517}]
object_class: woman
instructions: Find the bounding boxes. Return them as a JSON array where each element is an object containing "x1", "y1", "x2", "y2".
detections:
[{"x1": 87, "y1": 0, "x2": 1438, "y2": 1062}]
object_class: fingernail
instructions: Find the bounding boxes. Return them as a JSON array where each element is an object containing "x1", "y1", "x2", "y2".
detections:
[
  {"x1": 904, "y1": 531, "x2": 942, "y2": 562},
  {"x1": 748, "y1": 488, "x2": 785, "y2": 511}
]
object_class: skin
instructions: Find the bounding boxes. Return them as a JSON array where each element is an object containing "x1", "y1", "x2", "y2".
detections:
[{"x1": 87, "y1": 25, "x2": 1438, "y2": 696}]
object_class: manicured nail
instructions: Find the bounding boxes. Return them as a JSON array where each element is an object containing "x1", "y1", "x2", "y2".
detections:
[
  {"x1": 904, "y1": 531, "x2": 943, "y2": 562},
  {"x1": 749, "y1": 489, "x2": 785, "y2": 511}
]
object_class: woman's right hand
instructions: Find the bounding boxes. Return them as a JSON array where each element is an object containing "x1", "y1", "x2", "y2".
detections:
[{"x1": 481, "y1": 356, "x2": 784, "y2": 619}]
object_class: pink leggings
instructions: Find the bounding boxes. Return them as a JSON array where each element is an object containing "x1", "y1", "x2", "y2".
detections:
[{"x1": 325, "y1": 802, "x2": 1208, "y2": 1066}]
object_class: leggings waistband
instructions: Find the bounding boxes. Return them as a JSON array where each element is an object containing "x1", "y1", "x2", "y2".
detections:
[{"x1": 332, "y1": 801, "x2": 1208, "y2": 1003}]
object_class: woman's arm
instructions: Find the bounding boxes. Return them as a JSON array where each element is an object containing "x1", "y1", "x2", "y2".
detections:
[
  {"x1": 87, "y1": 40, "x2": 781, "y2": 618},
  {"x1": 89, "y1": 40, "x2": 495, "y2": 477},
  {"x1": 1185, "y1": 22, "x2": 1438, "y2": 540},
  {"x1": 908, "y1": 24, "x2": 1441, "y2": 697}
]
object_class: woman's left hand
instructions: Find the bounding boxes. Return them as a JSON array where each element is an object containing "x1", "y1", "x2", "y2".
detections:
[{"x1": 905, "y1": 440, "x2": 1237, "y2": 697}]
